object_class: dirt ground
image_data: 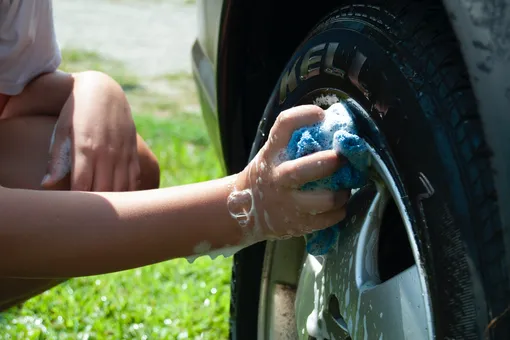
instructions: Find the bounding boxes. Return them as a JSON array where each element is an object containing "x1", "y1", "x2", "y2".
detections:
[{"x1": 52, "y1": 0, "x2": 197, "y2": 77}]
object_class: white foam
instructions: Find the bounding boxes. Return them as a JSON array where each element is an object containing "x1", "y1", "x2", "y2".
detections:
[
  {"x1": 186, "y1": 244, "x2": 245, "y2": 264},
  {"x1": 306, "y1": 255, "x2": 331, "y2": 340},
  {"x1": 263, "y1": 211, "x2": 274, "y2": 232},
  {"x1": 227, "y1": 188, "x2": 254, "y2": 228},
  {"x1": 193, "y1": 241, "x2": 211, "y2": 254},
  {"x1": 313, "y1": 94, "x2": 340, "y2": 107}
]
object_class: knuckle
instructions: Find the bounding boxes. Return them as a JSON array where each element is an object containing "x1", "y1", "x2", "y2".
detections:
[
  {"x1": 313, "y1": 106, "x2": 325, "y2": 118},
  {"x1": 278, "y1": 164, "x2": 299, "y2": 187},
  {"x1": 95, "y1": 144, "x2": 119, "y2": 157},
  {"x1": 277, "y1": 111, "x2": 292, "y2": 127},
  {"x1": 76, "y1": 138, "x2": 95, "y2": 155},
  {"x1": 307, "y1": 104, "x2": 323, "y2": 116}
]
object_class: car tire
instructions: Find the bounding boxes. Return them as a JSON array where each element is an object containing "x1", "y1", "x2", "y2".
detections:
[{"x1": 230, "y1": 1, "x2": 510, "y2": 339}]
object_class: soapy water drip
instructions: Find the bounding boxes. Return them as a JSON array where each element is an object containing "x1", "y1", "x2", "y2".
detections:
[
  {"x1": 226, "y1": 158, "x2": 266, "y2": 243},
  {"x1": 186, "y1": 244, "x2": 245, "y2": 264},
  {"x1": 44, "y1": 124, "x2": 72, "y2": 183},
  {"x1": 306, "y1": 255, "x2": 332, "y2": 340}
]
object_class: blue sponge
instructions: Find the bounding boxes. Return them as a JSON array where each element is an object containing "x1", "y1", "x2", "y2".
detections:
[{"x1": 286, "y1": 103, "x2": 369, "y2": 255}]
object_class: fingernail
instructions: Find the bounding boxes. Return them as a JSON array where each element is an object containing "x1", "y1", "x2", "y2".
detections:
[{"x1": 41, "y1": 174, "x2": 51, "y2": 186}]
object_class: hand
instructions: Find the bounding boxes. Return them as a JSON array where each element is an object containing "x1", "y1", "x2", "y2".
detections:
[
  {"x1": 41, "y1": 71, "x2": 140, "y2": 191},
  {"x1": 231, "y1": 105, "x2": 349, "y2": 242}
]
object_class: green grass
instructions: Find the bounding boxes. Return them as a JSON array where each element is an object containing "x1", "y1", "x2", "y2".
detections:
[{"x1": 0, "y1": 51, "x2": 232, "y2": 339}]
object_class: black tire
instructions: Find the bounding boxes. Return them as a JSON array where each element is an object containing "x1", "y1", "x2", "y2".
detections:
[{"x1": 230, "y1": 1, "x2": 510, "y2": 339}]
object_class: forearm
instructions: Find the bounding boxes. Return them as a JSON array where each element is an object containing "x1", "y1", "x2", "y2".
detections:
[
  {"x1": 0, "y1": 71, "x2": 73, "y2": 119},
  {"x1": 0, "y1": 175, "x2": 245, "y2": 278}
]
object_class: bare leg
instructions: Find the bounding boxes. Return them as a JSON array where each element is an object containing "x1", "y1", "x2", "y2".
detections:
[{"x1": 0, "y1": 116, "x2": 160, "y2": 311}]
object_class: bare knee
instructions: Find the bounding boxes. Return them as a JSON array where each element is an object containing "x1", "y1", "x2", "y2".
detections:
[{"x1": 0, "y1": 116, "x2": 160, "y2": 191}]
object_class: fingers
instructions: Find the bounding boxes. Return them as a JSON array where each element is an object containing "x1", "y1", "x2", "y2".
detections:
[
  {"x1": 307, "y1": 207, "x2": 348, "y2": 233},
  {"x1": 71, "y1": 149, "x2": 94, "y2": 191},
  {"x1": 128, "y1": 156, "x2": 141, "y2": 191},
  {"x1": 291, "y1": 189, "x2": 350, "y2": 215},
  {"x1": 73, "y1": 144, "x2": 138, "y2": 192},
  {"x1": 267, "y1": 105, "x2": 324, "y2": 152},
  {"x1": 41, "y1": 123, "x2": 72, "y2": 188},
  {"x1": 79, "y1": 153, "x2": 137, "y2": 192},
  {"x1": 112, "y1": 165, "x2": 129, "y2": 192},
  {"x1": 276, "y1": 150, "x2": 345, "y2": 188},
  {"x1": 92, "y1": 157, "x2": 114, "y2": 192}
]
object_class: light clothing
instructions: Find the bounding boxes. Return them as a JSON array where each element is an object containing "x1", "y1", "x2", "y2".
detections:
[{"x1": 0, "y1": 0, "x2": 61, "y2": 95}]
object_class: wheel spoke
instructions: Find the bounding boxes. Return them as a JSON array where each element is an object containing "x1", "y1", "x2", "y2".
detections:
[
  {"x1": 295, "y1": 177, "x2": 430, "y2": 339},
  {"x1": 353, "y1": 266, "x2": 429, "y2": 339}
]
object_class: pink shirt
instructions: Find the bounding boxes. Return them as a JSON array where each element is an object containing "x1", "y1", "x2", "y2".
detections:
[{"x1": 0, "y1": 0, "x2": 61, "y2": 95}]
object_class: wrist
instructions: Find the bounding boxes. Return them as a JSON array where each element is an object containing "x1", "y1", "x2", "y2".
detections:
[{"x1": 226, "y1": 169, "x2": 266, "y2": 244}]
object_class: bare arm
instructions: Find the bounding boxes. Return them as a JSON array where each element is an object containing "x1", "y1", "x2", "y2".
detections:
[
  {"x1": 0, "y1": 175, "x2": 243, "y2": 278},
  {"x1": 0, "y1": 105, "x2": 349, "y2": 280}
]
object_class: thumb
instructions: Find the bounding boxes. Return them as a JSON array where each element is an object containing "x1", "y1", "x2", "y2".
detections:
[{"x1": 41, "y1": 122, "x2": 72, "y2": 188}]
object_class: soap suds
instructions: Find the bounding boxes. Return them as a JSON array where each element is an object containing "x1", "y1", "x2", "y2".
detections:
[
  {"x1": 273, "y1": 149, "x2": 289, "y2": 166},
  {"x1": 47, "y1": 126, "x2": 72, "y2": 182},
  {"x1": 306, "y1": 255, "x2": 330, "y2": 340},
  {"x1": 186, "y1": 244, "x2": 245, "y2": 264},
  {"x1": 313, "y1": 94, "x2": 340, "y2": 107},
  {"x1": 193, "y1": 241, "x2": 212, "y2": 254},
  {"x1": 363, "y1": 315, "x2": 368, "y2": 340},
  {"x1": 263, "y1": 211, "x2": 274, "y2": 232},
  {"x1": 227, "y1": 188, "x2": 254, "y2": 228}
]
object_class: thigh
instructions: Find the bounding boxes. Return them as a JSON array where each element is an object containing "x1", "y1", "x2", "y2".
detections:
[
  {"x1": 0, "y1": 116, "x2": 160, "y2": 311},
  {"x1": 0, "y1": 116, "x2": 66, "y2": 189}
]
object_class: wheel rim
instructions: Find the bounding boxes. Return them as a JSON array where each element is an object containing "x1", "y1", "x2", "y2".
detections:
[{"x1": 257, "y1": 95, "x2": 434, "y2": 340}]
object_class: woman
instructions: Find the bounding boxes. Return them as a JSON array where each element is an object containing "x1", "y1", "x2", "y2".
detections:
[{"x1": 0, "y1": 0, "x2": 348, "y2": 311}]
